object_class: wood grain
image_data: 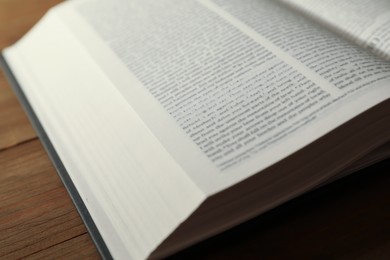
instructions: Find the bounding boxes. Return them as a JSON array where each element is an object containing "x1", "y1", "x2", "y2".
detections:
[
  {"x1": 0, "y1": 0, "x2": 99, "y2": 259},
  {"x1": 0, "y1": 139, "x2": 99, "y2": 259},
  {"x1": 0, "y1": 0, "x2": 389, "y2": 259}
]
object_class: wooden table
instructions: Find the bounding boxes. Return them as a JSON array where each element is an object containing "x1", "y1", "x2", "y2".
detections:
[
  {"x1": 0, "y1": 1, "x2": 389, "y2": 259},
  {"x1": 0, "y1": 0, "x2": 99, "y2": 258}
]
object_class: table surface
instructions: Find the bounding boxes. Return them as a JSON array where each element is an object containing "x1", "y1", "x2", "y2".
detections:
[{"x1": 0, "y1": 1, "x2": 389, "y2": 259}]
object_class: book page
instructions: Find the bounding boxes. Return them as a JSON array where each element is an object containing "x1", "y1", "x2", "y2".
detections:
[
  {"x1": 3, "y1": 9, "x2": 205, "y2": 260},
  {"x1": 60, "y1": 0, "x2": 390, "y2": 195},
  {"x1": 280, "y1": 0, "x2": 390, "y2": 60},
  {"x1": 6, "y1": 1, "x2": 389, "y2": 258}
]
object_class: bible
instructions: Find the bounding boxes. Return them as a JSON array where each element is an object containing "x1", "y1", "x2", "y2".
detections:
[{"x1": 1, "y1": 0, "x2": 389, "y2": 259}]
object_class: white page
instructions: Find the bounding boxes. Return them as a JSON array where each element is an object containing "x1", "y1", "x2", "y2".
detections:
[
  {"x1": 4, "y1": 0, "x2": 390, "y2": 258},
  {"x1": 280, "y1": 0, "x2": 390, "y2": 59},
  {"x1": 4, "y1": 9, "x2": 205, "y2": 260},
  {"x1": 58, "y1": 0, "x2": 390, "y2": 195}
]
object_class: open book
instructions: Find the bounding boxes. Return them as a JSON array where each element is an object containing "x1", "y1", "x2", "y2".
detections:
[{"x1": 1, "y1": 0, "x2": 389, "y2": 259}]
